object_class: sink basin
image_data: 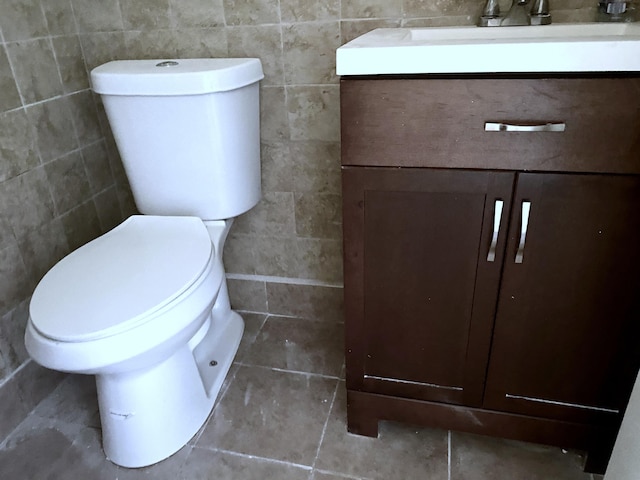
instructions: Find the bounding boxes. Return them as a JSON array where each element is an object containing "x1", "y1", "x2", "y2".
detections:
[{"x1": 336, "y1": 23, "x2": 640, "y2": 75}]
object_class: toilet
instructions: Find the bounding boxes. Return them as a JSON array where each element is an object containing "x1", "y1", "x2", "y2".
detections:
[{"x1": 24, "y1": 58, "x2": 264, "y2": 468}]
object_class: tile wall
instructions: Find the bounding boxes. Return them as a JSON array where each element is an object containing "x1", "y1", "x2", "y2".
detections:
[
  {"x1": 0, "y1": 0, "x2": 594, "y2": 442},
  {"x1": 0, "y1": 0, "x2": 136, "y2": 440}
]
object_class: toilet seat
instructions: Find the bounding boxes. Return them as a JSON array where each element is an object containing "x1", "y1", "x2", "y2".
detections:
[{"x1": 30, "y1": 215, "x2": 214, "y2": 343}]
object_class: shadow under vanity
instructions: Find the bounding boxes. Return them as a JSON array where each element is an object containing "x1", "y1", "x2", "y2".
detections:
[{"x1": 340, "y1": 74, "x2": 640, "y2": 474}]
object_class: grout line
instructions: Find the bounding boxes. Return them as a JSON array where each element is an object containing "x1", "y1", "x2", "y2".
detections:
[
  {"x1": 0, "y1": 359, "x2": 31, "y2": 390},
  {"x1": 226, "y1": 272, "x2": 342, "y2": 288},
  {"x1": 233, "y1": 362, "x2": 343, "y2": 381},
  {"x1": 310, "y1": 378, "x2": 340, "y2": 470},
  {"x1": 313, "y1": 468, "x2": 367, "y2": 480},
  {"x1": 194, "y1": 445, "x2": 313, "y2": 472},
  {"x1": 2, "y1": 87, "x2": 94, "y2": 113}
]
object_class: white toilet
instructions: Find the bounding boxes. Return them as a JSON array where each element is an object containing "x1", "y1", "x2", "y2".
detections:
[{"x1": 24, "y1": 58, "x2": 264, "y2": 468}]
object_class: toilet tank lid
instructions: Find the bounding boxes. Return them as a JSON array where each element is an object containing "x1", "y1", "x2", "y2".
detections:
[{"x1": 91, "y1": 58, "x2": 264, "y2": 96}]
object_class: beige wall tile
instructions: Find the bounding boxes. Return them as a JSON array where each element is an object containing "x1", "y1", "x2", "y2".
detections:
[
  {"x1": 294, "y1": 192, "x2": 342, "y2": 240},
  {"x1": 0, "y1": 0, "x2": 48, "y2": 41},
  {"x1": 261, "y1": 141, "x2": 295, "y2": 193},
  {"x1": 52, "y1": 36, "x2": 90, "y2": 94},
  {"x1": 45, "y1": 152, "x2": 92, "y2": 215},
  {"x1": 260, "y1": 87, "x2": 290, "y2": 142},
  {"x1": 120, "y1": 0, "x2": 171, "y2": 30},
  {"x1": 227, "y1": 25, "x2": 284, "y2": 86},
  {"x1": 123, "y1": 30, "x2": 179, "y2": 59},
  {"x1": 93, "y1": 186, "x2": 122, "y2": 233},
  {"x1": 81, "y1": 141, "x2": 114, "y2": 195},
  {"x1": 174, "y1": 28, "x2": 229, "y2": 58},
  {"x1": 0, "y1": 1, "x2": 128, "y2": 390},
  {"x1": 342, "y1": 0, "x2": 403, "y2": 19},
  {"x1": 60, "y1": 199, "x2": 102, "y2": 251},
  {"x1": 223, "y1": 0, "x2": 281, "y2": 25},
  {"x1": 224, "y1": 233, "x2": 259, "y2": 275},
  {"x1": 403, "y1": 0, "x2": 485, "y2": 17},
  {"x1": 295, "y1": 237, "x2": 343, "y2": 283},
  {"x1": 289, "y1": 141, "x2": 341, "y2": 195},
  {"x1": 0, "y1": 47, "x2": 22, "y2": 113},
  {"x1": 254, "y1": 235, "x2": 301, "y2": 278},
  {"x1": 72, "y1": 0, "x2": 124, "y2": 32},
  {"x1": 1, "y1": 167, "x2": 56, "y2": 238},
  {"x1": 340, "y1": 18, "x2": 402, "y2": 43},
  {"x1": 170, "y1": 0, "x2": 225, "y2": 28},
  {"x1": 227, "y1": 278, "x2": 268, "y2": 312},
  {"x1": 402, "y1": 15, "x2": 477, "y2": 27},
  {"x1": 553, "y1": 8, "x2": 598, "y2": 22},
  {"x1": 42, "y1": 0, "x2": 78, "y2": 36},
  {"x1": 78, "y1": 32, "x2": 127, "y2": 71},
  {"x1": 66, "y1": 91, "x2": 102, "y2": 148},
  {"x1": 0, "y1": 299, "x2": 30, "y2": 373},
  {"x1": 0, "y1": 110, "x2": 39, "y2": 183},
  {"x1": 0, "y1": 244, "x2": 29, "y2": 316},
  {"x1": 26, "y1": 98, "x2": 78, "y2": 163},
  {"x1": 283, "y1": 22, "x2": 340, "y2": 85},
  {"x1": 6, "y1": 39, "x2": 64, "y2": 104},
  {"x1": 233, "y1": 191, "x2": 296, "y2": 236},
  {"x1": 280, "y1": 0, "x2": 340, "y2": 22},
  {"x1": 18, "y1": 218, "x2": 69, "y2": 284},
  {"x1": 287, "y1": 86, "x2": 340, "y2": 142}
]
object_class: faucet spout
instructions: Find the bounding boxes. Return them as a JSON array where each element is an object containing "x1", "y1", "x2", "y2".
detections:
[
  {"x1": 478, "y1": 0, "x2": 552, "y2": 26},
  {"x1": 501, "y1": 0, "x2": 531, "y2": 26}
]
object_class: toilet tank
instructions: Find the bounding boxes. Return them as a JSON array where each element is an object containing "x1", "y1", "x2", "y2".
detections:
[{"x1": 91, "y1": 59, "x2": 264, "y2": 220}]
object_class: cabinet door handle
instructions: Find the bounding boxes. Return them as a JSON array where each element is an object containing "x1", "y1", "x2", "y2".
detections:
[
  {"x1": 515, "y1": 201, "x2": 531, "y2": 264},
  {"x1": 485, "y1": 122, "x2": 566, "y2": 132},
  {"x1": 487, "y1": 199, "x2": 504, "y2": 262}
]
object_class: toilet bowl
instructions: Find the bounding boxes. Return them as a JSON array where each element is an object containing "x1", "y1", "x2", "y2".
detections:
[
  {"x1": 25, "y1": 57, "x2": 263, "y2": 468},
  {"x1": 26, "y1": 215, "x2": 244, "y2": 467}
]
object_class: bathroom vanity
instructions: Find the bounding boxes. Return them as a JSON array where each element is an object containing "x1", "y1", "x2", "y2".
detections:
[{"x1": 338, "y1": 27, "x2": 640, "y2": 473}]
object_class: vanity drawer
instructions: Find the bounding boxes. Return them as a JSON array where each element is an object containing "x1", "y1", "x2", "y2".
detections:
[{"x1": 341, "y1": 77, "x2": 640, "y2": 174}]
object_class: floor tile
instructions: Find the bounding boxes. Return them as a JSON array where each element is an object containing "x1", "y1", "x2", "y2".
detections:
[
  {"x1": 315, "y1": 383, "x2": 449, "y2": 480},
  {"x1": 196, "y1": 365, "x2": 338, "y2": 466},
  {"x1": 0, "y1": 414, "x2": 120, "y2": 480},
  {"x1": 31, "y1": 374, "x2": 100, "y2": 428},
  {"x1": 240, "y1": 315, "x2": 344, "y2": 376},
  {"x1": 450, "y1": 430, "x2": 592, "y2": 480},
  {"x1": 312, "y1": 470, "x2": 369, "y2": 480},
  {"x1": 236, "y1": 312, "x2": 268, "y2": 360},
  {"x1": 180, "y1": 447, "x2": 312, "y2": 479}
]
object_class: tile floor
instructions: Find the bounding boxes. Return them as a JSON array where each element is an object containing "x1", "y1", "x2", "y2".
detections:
[{"x1": 0, "y1": 312, "x2": 605, "y2": 479}]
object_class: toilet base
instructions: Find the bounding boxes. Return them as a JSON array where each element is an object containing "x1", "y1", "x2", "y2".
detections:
[{"x1": 96, "y1": 308, "x2": 244, "y2": 468}]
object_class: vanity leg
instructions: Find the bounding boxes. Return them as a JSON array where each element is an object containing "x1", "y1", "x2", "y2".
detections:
[
  {"x1": 584, "y1": 430, "x2": 617, "y2": 475},
  {"x1": 346, "y1": 391, "x2": 379, "y2": 437}
]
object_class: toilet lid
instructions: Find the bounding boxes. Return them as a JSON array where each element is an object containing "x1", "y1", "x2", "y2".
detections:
[{"x1": 30, "y1": 216, "x2": 214, "y2": 342}]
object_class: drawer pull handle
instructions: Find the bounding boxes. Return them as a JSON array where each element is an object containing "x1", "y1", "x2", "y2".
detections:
[
  {"x1": 515, "y1": 201, "x2": 531, "y2": 264},
  {"x1": 487, "y1": 199, "x2": 504, "y2": 262},
  {"x1": 485, "y1": 122, "x2": 566, "y2": 132}
]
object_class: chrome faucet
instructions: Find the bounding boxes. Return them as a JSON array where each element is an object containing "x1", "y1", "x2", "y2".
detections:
[
  {"x1": 479, "y1": 0, "x2": 552, "y2": 26},
  {"x1": 597, "y1": 0, "x2": 635, "y2": 21}
]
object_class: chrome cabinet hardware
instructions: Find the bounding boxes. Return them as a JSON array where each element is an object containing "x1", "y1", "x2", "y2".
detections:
[
  {"x1": 515, "y1": 201, "x2": 531, "y2": 264},
  {"x1": 485, "y1": 122, "x2": 566, "y2": 132},
  {"x1": 487, "y1": 199, "x2": 504, "y2": 262}
]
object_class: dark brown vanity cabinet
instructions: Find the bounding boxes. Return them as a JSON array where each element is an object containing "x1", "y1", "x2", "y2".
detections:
[{"x1": 341, "y1": 76, "x2": 640, "y2": 472}]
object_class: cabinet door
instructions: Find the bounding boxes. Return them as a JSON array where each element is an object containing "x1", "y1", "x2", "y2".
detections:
[
  {"x1": 343, "y1": 167, "x2": 514, "y2": 406},
  {"x1": 484, "y1": 173, "x2": 640, "y2": 424}
]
